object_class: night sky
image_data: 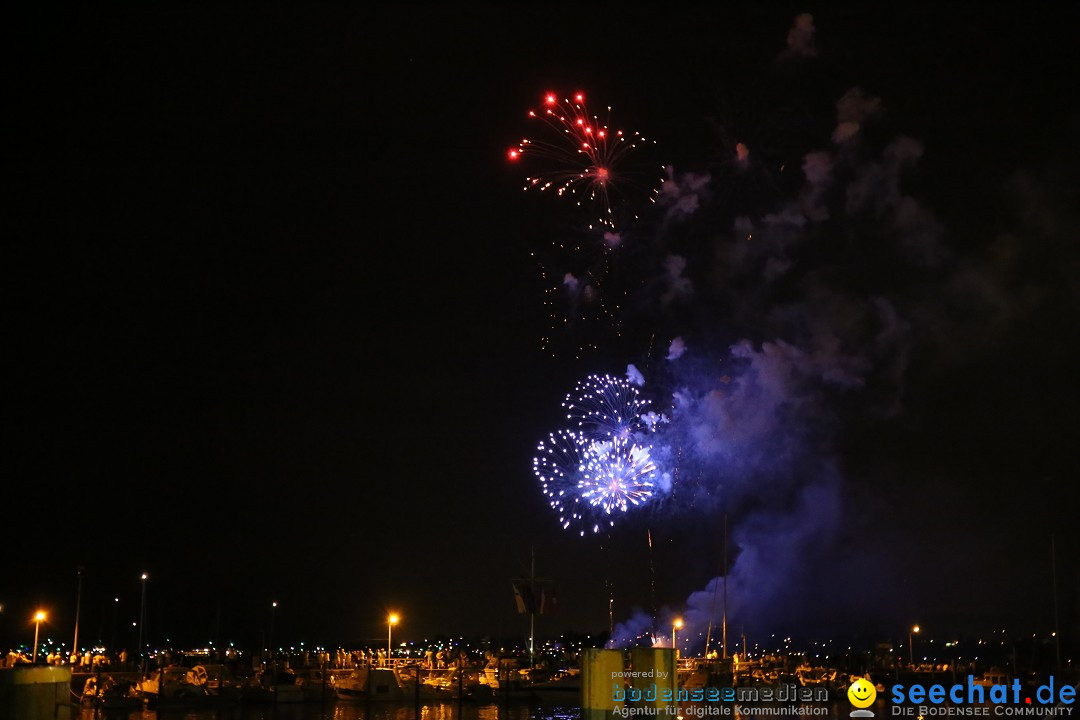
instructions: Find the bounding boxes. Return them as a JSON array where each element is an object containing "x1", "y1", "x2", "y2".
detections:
[{"x1": 5, "y1": 5, "x2": 1079, "y2": 654}]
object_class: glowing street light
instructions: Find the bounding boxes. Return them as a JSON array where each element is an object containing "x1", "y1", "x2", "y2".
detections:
[
  {"x1": 32, "y1": 611, "x2": 46, "y2": 664},
  {"x1": 672, "y1": 618, "x2": 683, "y2": 654},
  {"x1": 138, "y1": 573, "x2": 148, "y2": 666},
  {"x1": 110, "y1": 598, "x2": 119, "y2": 652},
  {"x1": 388, "y1": 613, "x2": 400, "y2": 665},
  {"x1": 268, "y1": 602, "x2": 278, "y2": 659},
  {"x1": 909, "y1": 625, "x2": 920, "y2": 665}
]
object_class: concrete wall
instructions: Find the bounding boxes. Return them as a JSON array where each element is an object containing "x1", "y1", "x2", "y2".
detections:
[{"x1": 0, "y1": 666, "x2": 76, "y2": 720}]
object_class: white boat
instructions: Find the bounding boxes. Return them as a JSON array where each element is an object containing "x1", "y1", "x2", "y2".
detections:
[
  {"x1": 413, "y1": 667, "x2": 492, "y2": 701},
  {"x1": 973, "y1": 668, "x2": 1009, "y2": 687},
  {"x1": 80, "y1": 675, "x2": 143, "y2": 709},
  {"x1": 334, "y1": 666, "x2": 406, "y2": 701},
  {"x1": 135, "y1": 665, "x2": 212, "y2": 706}
]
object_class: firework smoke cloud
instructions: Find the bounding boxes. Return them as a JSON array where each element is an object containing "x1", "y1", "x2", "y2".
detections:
[
  {"x1": 780, "y1": 13, "x2": 817, "y2": 61},
  {"x1": 516, "y1": 11, "x2": 1074, "y2": 650}
]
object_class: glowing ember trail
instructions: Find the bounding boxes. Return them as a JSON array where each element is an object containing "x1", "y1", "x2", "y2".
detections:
[
  {"x1": 533, "y1": 373, "x2": 665, "y2": 536},
  {"x1": 508, "y1": 90, "x2": 661, "y2": 230},
  {"x1": 562, "y1": 373, "x2": 656, "y2": 441}
]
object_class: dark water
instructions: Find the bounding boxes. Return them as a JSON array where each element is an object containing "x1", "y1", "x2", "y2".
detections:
[
  {"x1": 76, "y1": 701, "x2": 856, "y2": 720},
  {"x1": 77, "y1": 704, "x2": 574, "y2": 720}
]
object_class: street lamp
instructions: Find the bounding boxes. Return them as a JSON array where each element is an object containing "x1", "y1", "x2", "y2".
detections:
[
  {"x1": 111, "y1": 598, "x2": 119, "y2": 653},
  {"x1": 268, "y1": 602, "x2": 278, "y2": 660},
  {"x1": 138, "y1": 573, "x2": 148, "y2": 666},
  {"x1": 388, "y1": 613, "x2": 399, "y2": 666},
  {"x1": 909, "y1": 625, "x2": 920, "y2": 666},
  {"x1": 32, "y1": 611, "x2": 46, "y2": 664},
  {"x1": 672, "y1": 618, "x2": 683, "y2": 654}
]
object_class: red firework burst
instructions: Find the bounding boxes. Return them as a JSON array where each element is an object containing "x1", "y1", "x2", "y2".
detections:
[{"x1": 508, "y1": 90, "x2": 660, "y2": 230}]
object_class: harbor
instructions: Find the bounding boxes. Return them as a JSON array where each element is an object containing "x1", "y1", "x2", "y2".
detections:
[
  {"x1": 7, "y1": 4, "x2": 1079, "y2": 720},
  {"x1": 3, "y1": 625, "x2": 1074, "y2": 720}
]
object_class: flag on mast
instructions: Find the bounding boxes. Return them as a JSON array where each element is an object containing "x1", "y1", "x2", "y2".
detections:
[{"x1": 512, "y1": 579, "x2": 556, "y2": 614}]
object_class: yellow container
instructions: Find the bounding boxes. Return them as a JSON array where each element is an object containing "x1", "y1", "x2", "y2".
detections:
[
  {"x1": 582, "y1": 648, "x2": 626, "y2": 719},
  {"x1": 629, "y1": 648, "x2": 677, "y2": 711}
]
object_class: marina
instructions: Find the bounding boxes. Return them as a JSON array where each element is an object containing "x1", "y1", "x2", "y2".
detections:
[
  {"x1": 7, "y1": 5, "x2": 1078, "y2": 720},
  {"x1": 4, "y1": 636, "x2": 1071, "y2": 720}
]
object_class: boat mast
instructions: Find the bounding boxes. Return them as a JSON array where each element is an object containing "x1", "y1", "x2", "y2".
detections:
[
  {"x1": 1051, "y1": 535, "x2": 1061, "y2": 671},
  {"x1": 73, "y1": 566, "x2": 84, "y2": 664},
  {"x1": 722, "y1": 514, "x2": 728, "y2": 660},
  {"x1": 704, "y1": 513, "x2": 729, "y2": 658},
  {"x1": 529, "y1": 545, "x2": 536, "y2": 668},
  {"x1": 648, "y1": 528, "x2": 658, "y2": 632}
]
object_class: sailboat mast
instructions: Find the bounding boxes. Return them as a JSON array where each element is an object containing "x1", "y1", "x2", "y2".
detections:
[
  {"x1": 722, "y1": 514, "x2": 728, "y2": 660},
  {"x1": 1051, "y1": 535, "x2": 1061, "y2": 671},
  {"x1": 530, "y1": 546, "x2": 536, "y2": 668}
]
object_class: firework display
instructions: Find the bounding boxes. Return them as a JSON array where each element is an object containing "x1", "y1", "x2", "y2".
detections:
[
  {"x1": 580, "y1": 438, "x2": 657, "y2": 515},
  {"x1": 509, "y1": 91, "x2": 661, "y2": 231},
  {"x1": 533, "y1": 429, "x2": 588, "y2": 531},
  {"x1": 534, "y1": 374, "x2": 664, "y2": 535},
  {"x1": 562, "y1": 373, "x2": 655, "y2": 441},
  {"x1": 508, "y1": 91, "x2": 665, "y2": 358}
]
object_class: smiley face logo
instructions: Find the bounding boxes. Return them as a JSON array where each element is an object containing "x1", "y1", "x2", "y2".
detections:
[{"x1": 848, "y1": 678, "x2": 877, "y2": 709}]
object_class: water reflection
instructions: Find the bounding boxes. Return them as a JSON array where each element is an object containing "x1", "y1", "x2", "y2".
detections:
[
  {"x1": 79, "y1": 701, "x2": 853, "y2": 720},
  {"x1": 78, "y1": 702, "x2": 565, "y2": 720}
]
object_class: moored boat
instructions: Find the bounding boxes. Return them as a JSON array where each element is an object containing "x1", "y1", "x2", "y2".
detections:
[
  {"x1": 135, "y1": 665, "x2": 212, "y2": 707},
  {"x1": 243, "y1": 666, "x2": 306, "y2": 703},
  {"x1": 81, "y1": 674, "x2": 143, "y2": 709},
  {"x1": 334, "y1": 666, "x2": 407, "y2": 701}
]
